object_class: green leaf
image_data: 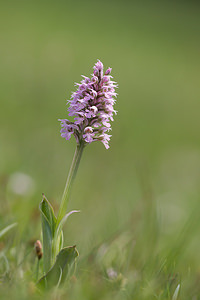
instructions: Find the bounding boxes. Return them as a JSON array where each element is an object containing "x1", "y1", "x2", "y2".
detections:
[
  {"x1": 40, "y1": 213, "x2": 52, "y2": 273},
  {"x1": 0, "y1": 223, "x2": 17, "y2": 239},
  {"x1": 54, "y1": 210, "x2": 80, "y2": 252},
  {"x1": 51, "y1": 210, "x2": 79, "y2": 258},
  {"x1": 39, "y1": 194, "x2": 57, "y2": 273},
  {"x1": 39, "y1": 194, "x2": 56, "y2": 236},
  {"x1": 38, "y1": 246, "x2": 79, "y2": 289}
]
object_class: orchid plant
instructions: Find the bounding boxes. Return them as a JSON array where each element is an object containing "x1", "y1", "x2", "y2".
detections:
[{"x1": 38, "y1": 60, "x2": 117, "y2": 288}]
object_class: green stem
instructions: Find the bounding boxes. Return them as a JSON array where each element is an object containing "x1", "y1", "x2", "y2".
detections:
[
  {"x1": 36, "y1": 259, "x2": 40, "y2": 282},
  {"x1": 57, "y1": 142, "x2": 84, "y2": 225}
]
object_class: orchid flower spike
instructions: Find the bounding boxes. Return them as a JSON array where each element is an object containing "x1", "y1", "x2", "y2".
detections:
[{"x1": 59, "y1": 60, "x2": 117, "y2": 149}]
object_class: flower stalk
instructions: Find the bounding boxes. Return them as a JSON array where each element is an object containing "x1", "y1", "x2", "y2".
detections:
[{"x1": 56, "y1": 141, "x2": 85, "y2": 225}]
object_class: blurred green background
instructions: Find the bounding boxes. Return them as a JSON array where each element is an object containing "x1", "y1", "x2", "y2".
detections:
[{"x1": 0, "y1": 0, "x2": 200, "y2": 298}]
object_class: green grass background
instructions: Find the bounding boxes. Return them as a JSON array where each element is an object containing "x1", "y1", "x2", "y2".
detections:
[{"x1": 0, "y1": 0, "x2": 200, "y2": 299}]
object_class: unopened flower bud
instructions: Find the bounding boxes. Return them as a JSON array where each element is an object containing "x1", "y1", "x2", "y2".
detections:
[
  {"x1": 105, "y1": 68, "x2": 112, "y2": 75},
  {"x1": 95, "y1": 60, "x2": 103, "y2": 70},
  {"x1": 34, "y1": 240, "x2": 43, "y2": 260},
  {"x1": 93, "y1": 69, "x2": 99, "y2": 76}
]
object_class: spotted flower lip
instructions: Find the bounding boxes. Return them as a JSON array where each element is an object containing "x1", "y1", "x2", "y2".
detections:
[{"x1": 59, "y1": 60, "x2": 117, "y2": 149}]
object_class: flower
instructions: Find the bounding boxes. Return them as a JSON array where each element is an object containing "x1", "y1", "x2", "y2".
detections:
[{"x1": 59, "y1": 60, "x2": 117, "y2": 149}]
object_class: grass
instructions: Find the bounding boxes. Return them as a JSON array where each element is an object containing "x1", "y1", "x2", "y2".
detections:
[{"x1": 0, "y1": 0, "x2": 200, "y2": 299}]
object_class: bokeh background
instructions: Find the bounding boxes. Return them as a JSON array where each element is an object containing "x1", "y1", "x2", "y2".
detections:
[{"x1": 1, "y1": 0, "x2": 200, "y2": 298}]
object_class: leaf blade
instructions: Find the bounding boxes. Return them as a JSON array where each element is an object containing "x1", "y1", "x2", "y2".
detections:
[
  {"x1": 39, "y1": 194, "x2": 57, "y2": 273},
  {"x1": 38, "y1": 245, "x2": 79, "y2": 289}
]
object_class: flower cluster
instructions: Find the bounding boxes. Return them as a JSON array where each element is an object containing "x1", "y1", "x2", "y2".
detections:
[{"x1": 59, "y1": 60, "x2": 117, "y2": 149}]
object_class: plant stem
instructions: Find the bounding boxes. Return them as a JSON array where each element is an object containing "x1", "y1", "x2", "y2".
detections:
[
  {"x1": 57, "y1": 142, "x2": 84, "y2": 225},
  {"x1": 36, "y1": 259, "x2": 40, "y2": 282}
]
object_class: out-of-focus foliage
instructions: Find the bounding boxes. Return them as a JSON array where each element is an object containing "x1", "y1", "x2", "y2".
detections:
[{"x1": 0, "y1": 0, "x2": 200, "y2": 299}]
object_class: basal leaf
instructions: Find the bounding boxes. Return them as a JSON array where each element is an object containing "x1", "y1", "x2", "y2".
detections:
[
  {"x1": 40, "y1": 214, "x2": 52, "y2": 273},
  {"x1": 39, "y1": 194, "x2": 56, "y2": 236},
  {"x1": 39, "y1": 194, "x2": 57, "y2": 273},
  {"x1": 38, "y1": 246, "x2": 79, "y2": 289}
]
